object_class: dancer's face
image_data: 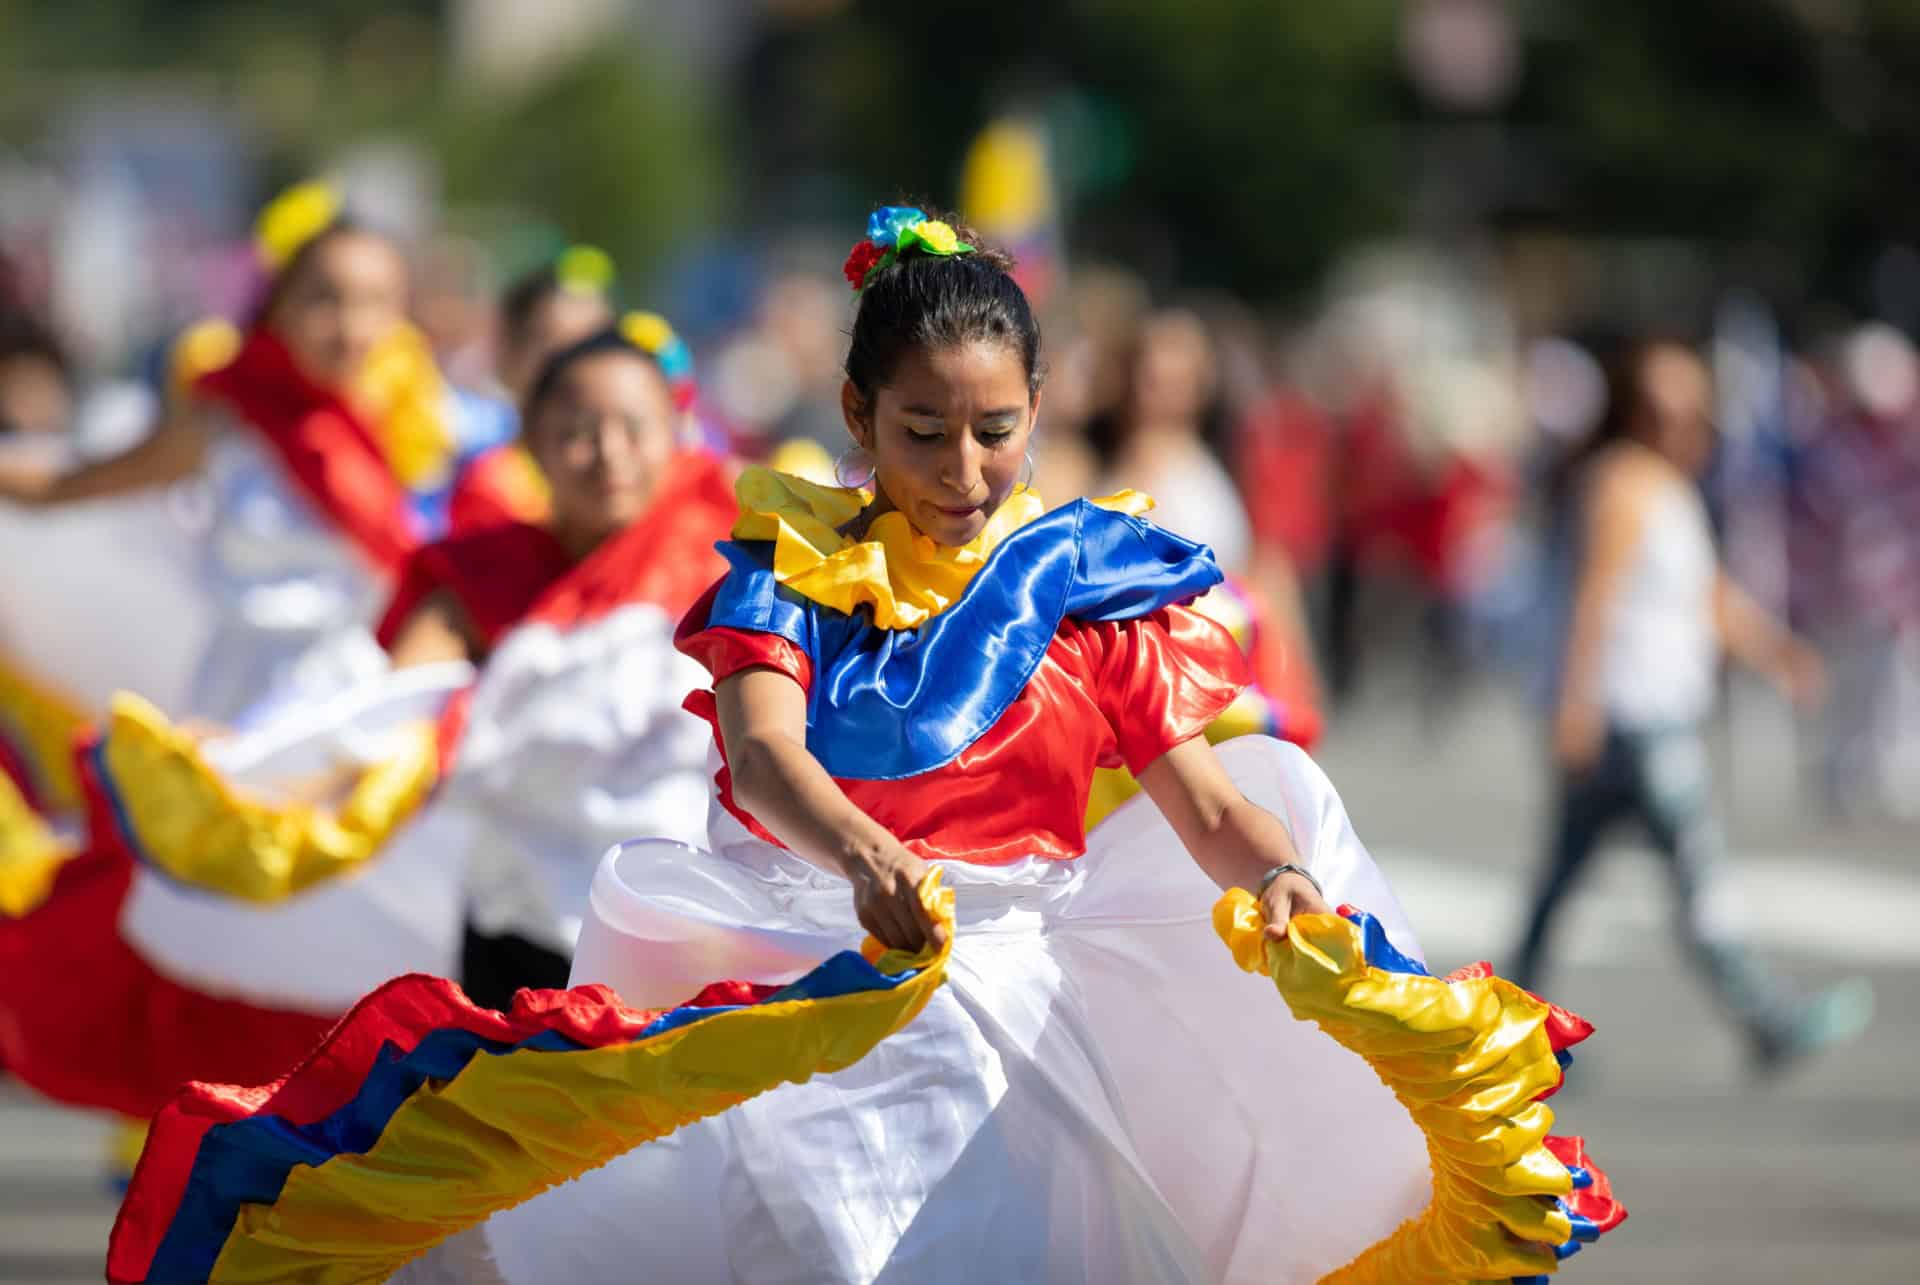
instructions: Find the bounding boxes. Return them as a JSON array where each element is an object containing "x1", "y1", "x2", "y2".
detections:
[
  {"x1": 271, "y1": 230, "x2": 409, "y2": 389},
  {"x1": 527, "y1": 350, "x2": 679, "y2": 549},
  {"x1": 843, "y1": 339, "x2": 1039, "y2": 547}
]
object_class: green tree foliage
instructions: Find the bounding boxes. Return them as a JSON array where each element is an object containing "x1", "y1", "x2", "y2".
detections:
[
  {"x1": 816, "y1": 0, "x2": 1404, "y2": 297},
  {"x1": 0, "y1": 2, "x2": 721, "y2": 285},
  {"x1": 430, "y1": 51, "x2": 723, "y2": 285},
  {"x1": 7, "y1": 1, "x2": 1920, "y2": 304}
]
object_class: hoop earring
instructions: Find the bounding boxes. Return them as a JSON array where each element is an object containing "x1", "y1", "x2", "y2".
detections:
[
  {"x1": 835, "y1": 445, "x2": 877, "y2": 490},
  {"x1": 1019, "y1": 449, "x2": 1035, "y2": 490}
]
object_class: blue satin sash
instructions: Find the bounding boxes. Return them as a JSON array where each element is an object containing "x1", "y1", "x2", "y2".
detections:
[{"x1": 704, "y1": 500, "x2": 1222, "y2": 780}]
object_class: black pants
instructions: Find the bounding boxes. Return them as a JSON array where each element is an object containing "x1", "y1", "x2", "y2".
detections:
[
  {"x1": 1515, "y1": 725, "x2": 1795, "y2": 1039},
  {"x1": 460, "y1": 921, "x2": 572, "y2": 1012}
]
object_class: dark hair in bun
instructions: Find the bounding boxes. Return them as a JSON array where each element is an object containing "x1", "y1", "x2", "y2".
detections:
[{"x1": 843, "y1": 206, "x2": 1043, "y2": 403}]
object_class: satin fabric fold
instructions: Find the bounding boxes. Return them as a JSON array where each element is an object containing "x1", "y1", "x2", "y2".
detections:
[
  {"x1": 0, "y1": 651, "x2": 87, "y2": 816},
  {"x1": 0, "y1": 768, "x2": 71, "y2": 917},
  {"x1": 91, "y1": 693, "x2": 441, "y2": 903},
  {"x1": 696, "y1": 497, "x2": 1224, "y2": 780},
  {"x1": 1082, "y1": 575, "x2": 1325, "y2": 830},
  {"x1": 1214, "y1": 894, "x2": 1626, "y2": 1282},
  {"x1": 0, "y1": 653, "x2": 89, "y2": 914},
  {"x1": 446, "y1": 443, "x2": 551, "y2": 534},
  {"x1": 375, "y1": 524, "x2": 573, "y2": 653},
  {"x1": 0, "y1": 844, "x2": 337, "y2": 1121},
  {"x1": 683, "y1": 606, "x2": 1246, "y2": 865},
  {"x1": 194, "y1": 328, "x2": 421, "y2": 573},
  {"x1": 106, "y1": 879, "x2": 957, "y2": 1285},
  {"x1": 398, "y1": 736, "x2": 1439, "y2": 1285},
  {"x1": 726, "y1": 467, "x2": 1152, "y2": 631}
]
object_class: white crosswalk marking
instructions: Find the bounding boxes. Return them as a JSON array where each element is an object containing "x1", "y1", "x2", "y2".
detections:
[{"x1": 1372, "y1": 847, "x2": 1920, "y2": 968}]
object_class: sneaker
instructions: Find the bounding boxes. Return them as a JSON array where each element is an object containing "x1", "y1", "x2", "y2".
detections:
[{"x1": 1748, "y1": 977, "x2": 1875, "y2": 1078}]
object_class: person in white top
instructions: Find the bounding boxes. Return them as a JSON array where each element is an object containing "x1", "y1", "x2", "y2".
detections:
[
  {"x1": 1094, "y1": 309, "x2": 1253, "y2": 573},
  {"x1": 1518, "y1": 338, "x2": 1870, "y2": 1073}
]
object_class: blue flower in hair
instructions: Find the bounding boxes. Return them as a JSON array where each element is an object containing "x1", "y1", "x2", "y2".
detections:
[
  {"x1": 619, "y1": 311, "x2": 698, "y2": 410},
  {"x1": 866, "y1": 206, "x2": 926, "y2": 247},
  {"x1": 654, "y1": 335, "x2": 694, "y2": 385}
]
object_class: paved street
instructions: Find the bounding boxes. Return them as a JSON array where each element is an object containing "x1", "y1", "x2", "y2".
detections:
[
  {"x1": 3, "y1": 670, "x2": 1915, "y2": 1283},
  {"x1": 1315, "y1": 669, "x2": 1920, "y2": 1284}
]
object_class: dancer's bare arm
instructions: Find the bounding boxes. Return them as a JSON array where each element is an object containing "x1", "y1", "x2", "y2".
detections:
[
  {"x1": 1714, "y1": 574, "x2": 1825, "y2": 708},
  {"x1": 0, "y1": 411, "x2": 212, "y2": 506},
  {"x1": 716, "y1": 667, "x2": 946, "y2": 952},
  {"x1": 1139, "y1": 735, "x2": 1332, "y2": 940}
]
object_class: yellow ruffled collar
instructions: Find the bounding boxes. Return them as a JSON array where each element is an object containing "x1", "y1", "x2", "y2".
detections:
[{"x1": 730, "y1": 467, "x2": 1151, "y2": 630}]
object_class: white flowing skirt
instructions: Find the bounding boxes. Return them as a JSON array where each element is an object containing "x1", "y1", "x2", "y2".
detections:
[
  {"x1": 118, "y1": 601, "x2": 717, "y2": 1010},
  {"x1": 433, "y1": 736, "x2": 1434, "y2": 1285},
  {"x1": 118, "y1": 661, "x2": 474, "y2": 1013}
]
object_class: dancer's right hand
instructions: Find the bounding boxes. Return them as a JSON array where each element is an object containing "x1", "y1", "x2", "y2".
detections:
[{"x1": 847, "y1": 841, "x2": 948, "y2": 954}]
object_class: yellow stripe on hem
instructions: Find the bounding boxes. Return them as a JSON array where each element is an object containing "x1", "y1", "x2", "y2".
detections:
[
  {"x1": 208, "y1": 879, "x2": 956, "y2": 1284},
  {"x1": 1214, "y1": 891, "x2": 1576, "y2": 1283},
  {"x1": 101, "y1": 693, "x2": 439, "y2": 903},
  {"x1": 0, "y1": 770, "x2": 74, "y2": 917},
  {"x1": 0, "y1": 652, "x2": 90, "y2": 815}
]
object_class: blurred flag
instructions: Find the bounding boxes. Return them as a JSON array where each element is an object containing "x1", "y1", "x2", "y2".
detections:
[{"x1": 960, "y1": 116, "x2": 1063, "y2": 310}]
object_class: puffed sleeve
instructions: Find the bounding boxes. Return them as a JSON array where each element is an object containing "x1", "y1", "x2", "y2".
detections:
[
  {"x1": 374, "y1": 524, "x2": 569, "y2": 653},
  {"x1": 674, "y1": 579, "x2": 813, "y2": 692},
  {"x1": 1067, "y1": 604, "x2": 1249, "y2": 773}
]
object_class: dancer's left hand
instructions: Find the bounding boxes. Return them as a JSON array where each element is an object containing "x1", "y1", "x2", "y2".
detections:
[{"x1": 1259, "y1": 871, "x2": 1332, "y2": 942}]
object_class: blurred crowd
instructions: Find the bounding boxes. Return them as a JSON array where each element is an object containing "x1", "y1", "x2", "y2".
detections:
[{"x1": 2, "y1": 160, "x2": 1918, "y2": 826}]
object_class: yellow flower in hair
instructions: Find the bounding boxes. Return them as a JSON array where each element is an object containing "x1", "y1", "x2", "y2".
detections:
[
  {"x1": 620, "y1": 311, "x2": 674, "y2": 355},
  {"x1": 255, "y1": 181, "x2": 342, "y2": 273},
  {"x1": 912, "y1": 220, "x2": 961, "y2": 254},
  {"x1": 555, "y1": 244, "x2": 615, "y2": 293}
]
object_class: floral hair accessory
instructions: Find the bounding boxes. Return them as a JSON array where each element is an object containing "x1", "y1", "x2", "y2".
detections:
[
  {"x1": 555, "y1": 244, "x2": 616, "y2": 294},
  {"x1": 866, "y1": 206, "x2": 925, "y2": 246},
  {"x1": 619, "y1": 310, "x2": 697, "y2": 411},
  {"x1": 842, "y1": 205, "x2": 975, "y2": 293},
  {"x1": 255, "y1": 180, "x2": 342, "y2": 273}
]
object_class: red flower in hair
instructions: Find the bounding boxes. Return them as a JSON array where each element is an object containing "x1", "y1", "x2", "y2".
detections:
[{"x1": 842, "y1": 240, "x2": 886, "y2": 291}]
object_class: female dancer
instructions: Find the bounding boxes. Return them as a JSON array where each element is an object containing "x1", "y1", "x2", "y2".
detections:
[
  {"x1": 0, "y1": 183, "x2": 441, "y2": 946},
  {"x1": 0, "y1": 313, "x2": 731, "y2": 1116},
  {"x1": 378, "y1": 313, "x2": 726, "y2": 1001},
  {"x1": 113, "y1": 212, "x2": 1620, "y2": 1285},
  {"x1": 0, "y1": 182, "x2": 442, "y2": 722}
]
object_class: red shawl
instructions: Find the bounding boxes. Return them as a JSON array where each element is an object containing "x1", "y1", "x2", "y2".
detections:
[
  {"x1": 377, "y1": 449, "x2": 737, "y2": 657},
  {"x1": 375, "y1": 524, "x2": 574, "y2": 655},
  {"x1": 447, "y1": 444, "x2": 551, "y2": 535},
  {"x1": 379, "y1": 450, "x2": 737, "y2": 764},
  {"x1": 194, "y1": 328, "x2": 420, "y2": 573}
]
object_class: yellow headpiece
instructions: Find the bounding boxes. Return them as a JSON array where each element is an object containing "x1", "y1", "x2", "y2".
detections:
[
  {"x1": 254, "y1": 180, "x2": 343, "y2": 274},
  {"x1": 555, "y1": 244, "x2": 616, "y2": 294}
]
